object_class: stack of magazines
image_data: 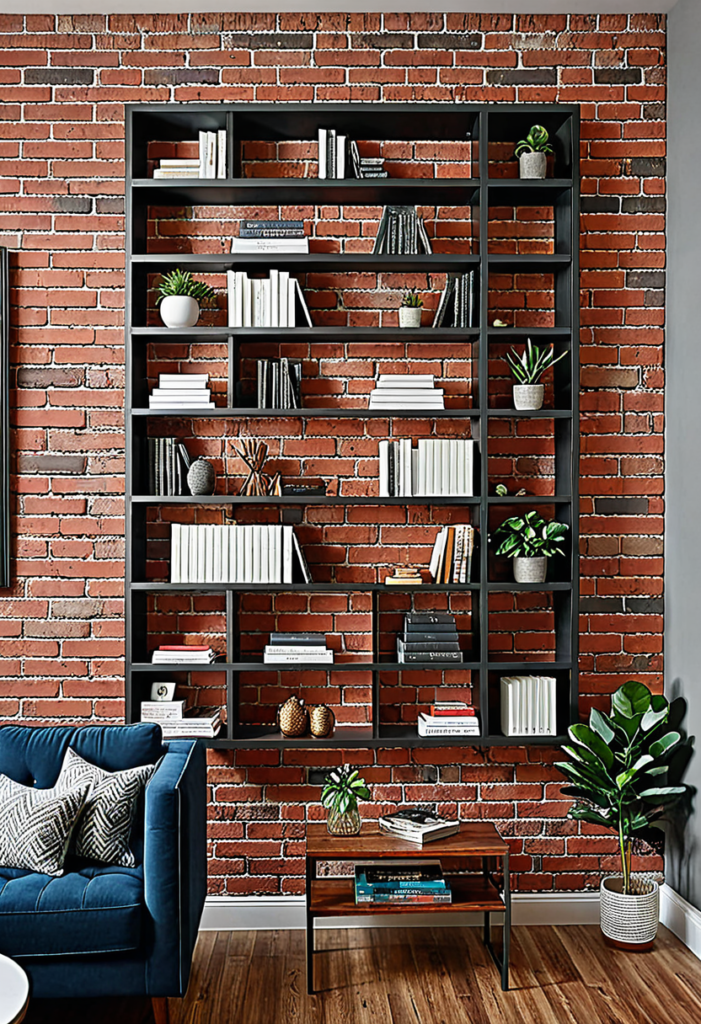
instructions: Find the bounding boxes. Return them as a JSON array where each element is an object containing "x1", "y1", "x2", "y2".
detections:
[
  {"x1": 418, "y1": 701, "x2": 480, "y2": 738},
  {"x1": 354, "y1": 860, "x2": 452, "y2": 905},
  {"x1": 231, "y1": 220, "x2": 308, "y2": 255},
  {"x1": 140, "y1": 699, "x2": 222, "y2": 739},
  {"x1": 368, "y1": 374, "x2": 444, "y2": 412},
  {"x1": 149, "y1": 374, "x2": 214, "y2": 410},
  {"x1": 398, "y1": 613, "x2": 462, "y2": 664},
  {"x1": 379, "y1": 807, "x2": 460, "y2": 845},
  {"x1": 263, "y1": 633, "x2": 333, "y2": 665},
  {"x1": 151, "y1": 644, "x2": 217, "y2": 665}
]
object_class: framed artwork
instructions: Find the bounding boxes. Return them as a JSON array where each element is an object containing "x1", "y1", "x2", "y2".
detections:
[{"x1": 0, "y1": 247, "x2": 8, "y2": 588}]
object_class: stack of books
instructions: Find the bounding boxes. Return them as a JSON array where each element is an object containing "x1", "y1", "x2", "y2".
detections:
[
  {"x1": 256, "y1": 358, "x2": 302, "y2": 410},
  {"x1": 354, "y1": 861, "x2": 452, "y2": 905},
  {"x1": 384, "y1": 566, "x2": 422, "y2": 586},
  {"x1": 379, "y1": 438, "x2": 476, "y2": 497},
  {"x1": 500, "y1": 675, "x2": 557, "y2": 736},
  {"x1": 148, "y1": 437, "x2": 191, "y2": 496},
  {"x1": 149, "y1": 374, "x2": 214, "y2": 410},
  {"x1": 141, "y1": 699, "x2": 222, "y2": 739},
  {"x1": 429, "y1": 525, "x2": 475, "y2": 584},
  {"x1": 231, "y1": 220, "x2": 309, "y2": 255},
  {"x1": 433, "y1": 272, "x2": 479, "y2": 328},
  {"x1": 153, "y1": 158, "x2": 200, "y2": 180},
  {"x1": 150, "y1": 644, "x2": 217, "y2": 665},
  {"x1": 263, "y1": 633, "x2": 333, "y2": 665},
  {"x1": 373, "y1": 206, "x2": 432, "y2": 255},
  {"x1": 170, "y1": 524, "x2": 312, "y2": 585},
  {"x1": 368, "y1": 374, "x2": 444, "y2": 412},
  {"x1": 317, "y1": 127, "x2": 347, "y2": 179},
  {"x1": 397, "y1": 613, "x2": 462, "y2": 664},
  {"x1": 226, "y1": 271, "x2": 313, "y2": 328},
  {"x1": 350, "y1": 142, "x2": 387, "y2": 179},
  {"x1": 418, "y1": 701, "x2": 480, "y2": 738},
  {"x1": 153, "y1": 131, "x2": 226, "y2": 179},
  {"x1": 379, "y1": 808, "x2": 460, "y2": 845}
]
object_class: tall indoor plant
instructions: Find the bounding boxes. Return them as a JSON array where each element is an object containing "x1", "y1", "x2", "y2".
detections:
[{"x1": 556, "y1": 681, "x2": 690, "y2": 949}]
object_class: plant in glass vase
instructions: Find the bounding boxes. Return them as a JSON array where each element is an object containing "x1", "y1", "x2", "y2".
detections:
[
  {"x1": 321, "y1": 765, "x2": 371, "y2": 836},
  {"x1": 494, "y1": 510, "x2": 568, "y2": 583}
]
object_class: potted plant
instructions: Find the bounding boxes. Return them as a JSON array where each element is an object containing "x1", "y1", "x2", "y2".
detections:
[
  {"x1": 506, "y1": 338, "x2": 567, "y2": 411},
  {"x1": 321, "y1": 765, "x2": 371, "y2": 836},
  {"x1": 514, "y1": 124, "x2": 554, "y2": 179},
  {"x1": 156, "y1": 269, "x2": 216, "y2": 329},
  {"x1": 556, "y1": 681, "x2": 690, "y2": 950},
  {"x1": 494, "y1": 510, "x2": 568, "y2": 583},
  {"x1": 398, "y1": 289, "x2": 423, "y2": 329}
]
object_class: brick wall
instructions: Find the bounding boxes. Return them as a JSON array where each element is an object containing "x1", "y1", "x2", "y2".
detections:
[{"x1": 0, "y1": 12, "x2": 665, "y2": 894}]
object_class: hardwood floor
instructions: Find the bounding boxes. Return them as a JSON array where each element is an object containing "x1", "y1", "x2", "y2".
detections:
[{"x1": 24, "y1": 924, "x2": 701, "y2": 1024}]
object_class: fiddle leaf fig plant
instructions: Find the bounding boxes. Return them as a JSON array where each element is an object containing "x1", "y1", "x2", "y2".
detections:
[
  {"x1": 514, "y1": 124, "x2": 554, "y2": 157},
  {"x1": 321, "y1": 765, "x2": 371, "y2": 816},
  {"x1": 494, "y1": 510, "x2": 568, "y2": 559},
  {"x1": 556, "y1": 681, "x2": 691, "y2": 896},
  {"x1": 506, "y1": 338, "x2": 567, "y2": 385},
  {"x1": 156, "y1": 269, "x2": 216, "y2": 306}
]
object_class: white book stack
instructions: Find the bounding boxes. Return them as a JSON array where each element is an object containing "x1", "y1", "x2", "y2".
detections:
[
  {"x1": 231, "y1": 238, "x2": 309, "y2": 254},
  {"x1": 152, "y1": 130, "x2": 226, "y2": 179},
  {"x1": 379, "y1": 438, "x2": 476, "y2": 497},
  {"x1": 170, "y1": 524, "x2": 313, "y2": 585},
  {"x1": 417, "y1": 703, "x2": 480, "y2": 738},
  {"x1": 227, "y1": 271, "x2": 313, "y2": 329},
  {"x1": 263, "y1": 632, "x2": 333, "y2": 665},
  {"x1": 142, "y1": 703, "x2": 222, "y2": 738},
  {"x1": 151, "y1": 645, "x2": 216, "y2": 665},
  {"x1": 149, "y1": 374, "x2": 214, "y2": 410},
  {"x1": 500, "y1": 675, "x2": 557, "y2": 736},
  {"x1": 369, "y1": 375, "x2": 444, "y2": 411}
]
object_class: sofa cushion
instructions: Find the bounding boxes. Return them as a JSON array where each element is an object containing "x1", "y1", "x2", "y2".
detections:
[
  {"x1": 0, "y1": 863, "x2": 144, "y2": 959},
  {"x1": 0, "y1": 775, "x2": 90, "y2": 877}
]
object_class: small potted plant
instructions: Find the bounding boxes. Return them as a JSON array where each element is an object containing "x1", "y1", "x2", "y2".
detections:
[
  {"x1": 156, "y1": 268, "x2": 216, "y2": 329},
  {"x1": 398, "y1": 289, "x2": 423, "y2": 329},
  {"x1": 506, "y1": 338, "x2": 567, "y2": 411},
  {"x1": 514, "y1": 124, "x2": 554, "y2": 179},
  {"x1": 321, "y1": 765, "x2": 371, "y2": 836},
  {"x1": 494, "y1": 510, "x2": 568, "y2": 583},
  {"x1": 556, "y1": 681, "x2": 690, "y2": 950}
]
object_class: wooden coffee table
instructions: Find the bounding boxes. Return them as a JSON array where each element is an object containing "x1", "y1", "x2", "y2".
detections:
[
  {"x1": 0, "y1": 954, "x2": 29, "y2": 1024},
  {"x1": 305, "y1": 822, "x2": 510, "y2": 993}
]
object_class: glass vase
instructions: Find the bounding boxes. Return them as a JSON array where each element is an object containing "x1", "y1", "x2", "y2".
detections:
[{"x1": 327, "y1": 804, "x2": 361, "y2": 836}]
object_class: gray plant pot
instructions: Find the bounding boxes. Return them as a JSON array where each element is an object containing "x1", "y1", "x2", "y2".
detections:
[
  {"x1": 519, "y1": 152, "x2": 547, "y2": 180},
  {"x1": 513, "y1": 384, "x2": 544, "y2": 411},
  {"x1": 187, "y1": 458, "x2": 215, "y2": 495},
  {"x1": 513, "y1": 555, "x2": 547, "y2": 584},
  {"x1": 399, "y1": 306, "x2": 422, "y2": 329}
]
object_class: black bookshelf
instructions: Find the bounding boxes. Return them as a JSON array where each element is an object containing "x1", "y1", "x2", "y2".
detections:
[{"x1": 124, "y1": 102, "x2": 580, "y2": 749}]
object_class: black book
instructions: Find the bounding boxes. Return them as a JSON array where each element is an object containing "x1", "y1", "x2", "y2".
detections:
[
  {"x1": 433, "y1": 274, "x2": 457, "y2": 328},
  {"x1": 388, "y1": 443, "x2": 396, "y2": 497},
  {"x1": 397, "y1": 639, "x2": 461, "y2": 653},
  {"x1": 400, "y1": 631, "x2": 460, "y2": 644},
  {"x1": 405, "y1": 613, "x2": 455, "y2": 625},
  {"x1": 399, "y1": 650, "x2": 463, "y2": 663},
  {"x1": 270, "y1": 633, "x2": 326, "y2": 646},
  {"x1": 292, "y1": 530, "x2": 313, "y2": 585},
  {"x1": 373, "y1": 207, "x2": 390, "y2": 254}
]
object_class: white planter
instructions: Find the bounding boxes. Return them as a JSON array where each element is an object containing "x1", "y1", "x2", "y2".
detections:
[
  {"x1": 399, "y1": 306, "x2": 422, "y2": 329},
  {"x1": 600, "y1": 877, "x2": 659, "y2": 949},
  {"x1": 519, "y1": 152, "x2": 547, "y2": 179},
  {"x1": 159, "y1": 295, "x2": 200, "y2": 329},
  {"x1": 513, "y1": 384, "x2": 544, "y2": 411},
  {"x1": 513, "y1": 555, "x2": 547, "y2": 584}
]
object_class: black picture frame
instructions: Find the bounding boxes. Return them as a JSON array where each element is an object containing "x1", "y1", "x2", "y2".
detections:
[{"x1": 0, "y1": 247, "x2": 8, "y2": 588}]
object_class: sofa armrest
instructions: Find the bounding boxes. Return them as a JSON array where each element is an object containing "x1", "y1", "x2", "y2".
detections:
[{"x1": 143, "y1": 738, "x2": 207, "y2": 997}]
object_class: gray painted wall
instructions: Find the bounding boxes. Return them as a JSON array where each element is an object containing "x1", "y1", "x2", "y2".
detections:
[{"x1": 666, "y1": 0, "x2": 701, "y2": 908}]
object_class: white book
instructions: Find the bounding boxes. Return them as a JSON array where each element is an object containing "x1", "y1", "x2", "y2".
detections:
[
  {"x1": 212, "y1": 526, "x2": 222, "y2": 583},
  {"x1": 252, "y1": 525, "x2": 262, "y2": 584},
  {"x1": 217, "y1": 129, "x2": 227, "y2": 179},
  {"x1": 150, "y1": 400, "x2": 215, "y2": 409},
  {"x1": 318, "y1": 128, "x2": 327, "y2": 179},
  {"x1": 441, "y1": 440, "x2": 450, "y2": 496},
  {"x1": 227, "y1": 270, "x2": 236, "y2": 328},
  {"x1": 378, "y1": 440, "x2": 389, "y2": 497},
  {"x1": 243, "y1": 275, "x2": 252, "y2": 328},
  {"x1": 411, "y1": 447, "x2": 418, "y2": 498},
  {"x1": 228, "y1": 526, "x2": 237, "y2": 584},
  {"x1": 270, "y1": 523, "x2": 280, "y2": 584},
  {"x1": 151, "y1": 388, "x2": 211, "y2": 397},
  {"x1": 204, "y1": 525, "x2": 215, "y2": 583},
  {"x1": 171, "y1": 523, "x2": 181, "y2": 583},
  {"x1": 160, "y1": 159, "x2": 200, "y2": 168},
  {"x1": 265, "y1": 651, "x2": 333, "y2": 664},
  {"x1": 252, "y1": 279, "x2": 260, "y2": 327},
  {"x1": 234, "y1": 271, "x2": 245, "y2": 328},
  {"x1": 270, "y1": 269, "x2": 279, "y2": 328},
  {"x1": 159, "y1": 374, "x2": 209, "y2": 385},
  {"x1": 181, "y1": 524, "x2": 191, "y2": 584},
  {"x1": 429, "y1": 527, "x2": 447, "y2": 579},
  {"x1": 417, "y1": 439, "x2": 427, "y2": 496},
  {"x1": 153, "y1": 168, "x2": 200, "y2": 179},
  {"x1": 449, "y1": 440, "x2": 459, "y2": 496},
  {"x1": 288, "y1": 278, "x2": 296, "y2": 328},
  {"x1": 501, "y1": 677, "x2": 516, "y2": 736},
  {"x1": 230, "y1": 239, "x2": 309, "y2": 253},
  {"x1": 193, "y1": 525, "x2": 203, "y2": 583},
  {"x1": 206, "y1": 131, "x2": 216, "y2": 179},
  {"x1": 336, "y1": 135, "x2": 346, "y2": 179},
  {"x1": 403, "y1": 439, "x2": 412, "y2": 497},
  {"x1": 418, "y1": 719, "x2": 480, "y2": 737},
  {"x1": 263, "y1": 278, "x2": 271, "y2": 328},
  {"x1": 279, "y1": 271, "x2": 289, "y2": 328},
  {"x1": 236, "y1": 525, "x2": 245, "y2": 584},
  {"x1": 198, "y1": 131, "x2": 207, "y2": 178},
  {"x1": 220, "y1": 527, "x2": 229, "y2": 584},
  {"x1": 282, "y1": 525, "x2": 293, "y2": 584},
  {"x1": 264, "y1": 645, "x2": 331, "y2": 656},
  {"x1": 377, "y1": 374, "x2": 434, "y2": 385}
]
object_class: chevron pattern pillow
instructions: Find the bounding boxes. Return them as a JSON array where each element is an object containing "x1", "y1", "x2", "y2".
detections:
[
  {"x1": 54, "y1": 748, "x2": 156, "y2": 867},
  {"x1": 0, "y1": 774, "x2": 90, "y2": 877}
]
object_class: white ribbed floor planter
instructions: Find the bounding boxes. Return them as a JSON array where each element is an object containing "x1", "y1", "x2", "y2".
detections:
[
  {"x1": 513, "y1": 555, "x2": 547, "y2": 584},
  {"x1": 399, "y1": 306, "x2": 422, "y2": 328},
  {"x1": 513, "y1": 384, "x2": 544, "y2": 410},
  {"x1": 160, "y1": 295, "x2": 200, "y2": 329},
  {"x1": 519, "y1": 152, "x2": 547, "y2": 179},
  {"x1": 600, "y1": 877, "x2": 659, "y2": 950}
]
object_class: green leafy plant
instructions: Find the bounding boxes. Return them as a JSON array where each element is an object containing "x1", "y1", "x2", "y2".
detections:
[
  {"x1": 494, "y1": 510, "x2": 568, "y2": 559},
  {"x1": 401, "y1": 289, "x2": 423, "y2": 308},
  {"x1": 514, "y1": 124, "x2": 554, "y2": 157},
  {"x1": 506, "y1": 338, "x2": 567, "y2": 386},
  {"x1": 556, "y1": 681, "x2": 691, "y2": 895},
  {"x1": 156, "y1": 269, "x2": 216, "y2": 306},
  {"x1": 321, "y1": 765, "x2": 371, "y2": 816}
]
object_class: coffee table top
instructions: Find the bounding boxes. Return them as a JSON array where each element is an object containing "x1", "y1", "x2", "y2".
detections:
[
  {"x1": 306, "y1": 821, "x2": 508, "y2": 859},
  {"x1": 0, "y1": 954, "x2": 29, "y2": 1024}
]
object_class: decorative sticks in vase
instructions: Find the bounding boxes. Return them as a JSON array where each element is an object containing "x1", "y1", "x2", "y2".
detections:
[{"x1": 232, "y1": 439, "x2": 281, "y2": 496}]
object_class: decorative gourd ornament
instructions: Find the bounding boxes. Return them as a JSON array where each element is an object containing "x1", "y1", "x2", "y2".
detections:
[
  {"x1": 309, "y1": 704, "x2": 335, "y2": 739},
  {"x1": 277, "y1": 696, "x2": 308, "y2": 737}
]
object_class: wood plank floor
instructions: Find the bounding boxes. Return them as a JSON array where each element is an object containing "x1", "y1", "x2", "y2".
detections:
[{"x1": 24, "y1": 924, "x2": 701, "y2": 1024}]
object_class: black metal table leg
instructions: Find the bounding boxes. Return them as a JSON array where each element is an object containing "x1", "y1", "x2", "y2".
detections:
[
  {"x1": 306, "y1": 855, "x2": 314, "y2": 994},
  {"x1": 502, "y1": 849, "x2": 510, "y2": 991}
]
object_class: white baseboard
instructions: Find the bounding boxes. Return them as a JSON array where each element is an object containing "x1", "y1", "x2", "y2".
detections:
[{"x1": 660, "y1": 884, "x2": 701, "y2": 960}]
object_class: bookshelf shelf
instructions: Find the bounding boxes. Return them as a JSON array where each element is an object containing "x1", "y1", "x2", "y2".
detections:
[{"x1": 125, "y1": 102, "x2": 580, "y2": 750}]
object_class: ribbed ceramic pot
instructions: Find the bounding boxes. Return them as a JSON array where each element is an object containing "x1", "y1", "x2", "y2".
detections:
[
  {"x1": 309, "y1": 704, "x2": 335, "y2": 738},
  {"x1": 513, "y1": 384, "x2": 544, "y2": 410},
  {"x1": 399, "y1": 306, "x2": 422, "y2": 329},
  {"x1": 187, "y1": 458, "x2": 215, "y2": 496},
  {"x1": 513, "y1": 555, "x2": 547, "y2": 584},
  {"x1": 327, "y1": 804, "x2": 361, "y2": 836},
  {"x1": 600, "y1": 877, "x2": 659, "y2": 950},
  {"x1": 519, "y1": 152, "x2": 547, "y2": 179},
  {"x1": 159, "y1": 295, "x2": 200, "y2": 329}
]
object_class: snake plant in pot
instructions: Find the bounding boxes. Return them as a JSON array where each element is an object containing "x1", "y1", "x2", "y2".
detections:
[
  {"x1": 494, "y1": 510, "x2": 568, "y2": 584},
  {"x1": 321, "y1": 765, "x2": 371, "y2": 836},
  {"x1": 556, "y1": 681, "x2": 691, "y2": 949},
  {"x1": 506, "y1": 338, "x2": 567, "y2": 411}
]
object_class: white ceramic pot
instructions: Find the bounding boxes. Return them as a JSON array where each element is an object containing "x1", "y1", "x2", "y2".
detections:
[
  {"x1": 513, "y1": 384, "x2": 544, "y2": 411},
  {"x1": 513, "y1": 555, "x2": 547, "y2": 584},
  {"x1": 519, "y1": 152, "x2": 547, "y2": 179},
  {"x1": 399, "y1": 306, "x2": 422, "y2": 329},
  {"x1": 159, "y1": 295, "x2": 200, "y2": 329},
  {"x1": 600, "y1": 877, "x2": 659, "y2": 949}
]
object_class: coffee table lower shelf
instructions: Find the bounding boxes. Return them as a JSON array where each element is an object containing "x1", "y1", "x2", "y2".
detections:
[{"x1": 309, "y1": 876, "x2": 506, "y2": 915}]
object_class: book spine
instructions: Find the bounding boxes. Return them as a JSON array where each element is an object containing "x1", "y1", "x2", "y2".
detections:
[{"x1": 400, "y1": 650, "x2": 462, "y2": 663}]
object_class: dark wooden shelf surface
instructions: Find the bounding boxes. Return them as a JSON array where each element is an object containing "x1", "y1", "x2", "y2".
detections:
[{"x1": 307, "y1": 820, "x2": 507, "y2": 858}]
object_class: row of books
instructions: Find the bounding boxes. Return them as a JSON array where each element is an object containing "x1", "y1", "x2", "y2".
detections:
[
  {"x1": 231, "y1": 219, "x2": 308, "y2": 254},
  {"x1": 355, "y1": 860, "x2": 451, "y2": 905},
  {"x1": 372, "y1": 205, "x2": 432, "y2": 255},
  {"x1": 264, "y1": 632, "x2": 333, "y2": 665},
  {"x1": 397, "y1": 612, "x2": 462, "y2": 664},
  {"x1": 147, "y1": 437, "x2": 191, "y2": 496},
  {"x1": 429, "y1": 525, "x2": 476, "y2": 584},
  {"x1": 379, "y1": 807, "x2": 460, "y2": 845},
  {"x1": 379, "y1": 439, "x2": 476, "y2": 497},
  {"x1": 500, "y1": 675, "x2": 558, "y2": 736},
  {"x1": 368, "y1": 374, "x2": 444, "y2": 411},
  {"x1": 152, "y1": 131, "x2": 227, "y2": 180},
  {"x1": 151, "y1": 645, "x2": 217, "y2": 665},
  {"x1": 318, "y1": 128, "x2": 348, "y2": 179},
  {"x1": 418, "y1": 701, "x2": 480, "y2": 738},
  {"x1": 256, "y1": 358, "x2": 302, "y2": 410},
  {"x1": 433, "y1": 272, "x2": 479, "y2": 329},
  {"x1": 170, "y1": 524, "x2": 312, "y2": 585},
  {"x1": 149, "y1": 373, "x2": 214, "y2": 410},
  {"x1": 140, "y1": 698, "x2": 222, "y2": 738},
  {"x1": 226, "y1": 271, "x2": 313, "y2": 328}
]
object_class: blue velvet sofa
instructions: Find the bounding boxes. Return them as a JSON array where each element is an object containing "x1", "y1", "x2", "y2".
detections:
[{"x1": 0, "y1": 723, "x2": 207, "y2": 1007}]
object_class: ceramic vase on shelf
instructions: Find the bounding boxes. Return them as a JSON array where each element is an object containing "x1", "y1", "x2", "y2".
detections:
[
  {"x1": 327, "y1": 804, "x2": 361, "y2": 836},
  {"x1": 513, "y1": 555, "x2": 547, "y2": 584},
  {"x1": 398, "y1": 306, "x2": 422, "y2": 329},
  {"x1": 519, "y1": 152, "x2": 547, "y2": 180},
  {"x1": 159, "y1": 295, "x2": 200, "y2": 330},
  {"x1": 600, "y1": 877, "x2": 659, "y2": 950},
  {"x1": 187, "y1": 458, "x2": 215, "y2": 496},
  {"x1": 513, "y1": 384, "x2": 544, "y2": 411}
]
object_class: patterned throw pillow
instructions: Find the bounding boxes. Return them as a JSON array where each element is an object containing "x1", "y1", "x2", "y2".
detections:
[
  {"x1": 0, "y1": 774, "x2": 90, "y2": 877},
  {"x1": 54, "y1": 747, "x2": 156, "y2": 868}
]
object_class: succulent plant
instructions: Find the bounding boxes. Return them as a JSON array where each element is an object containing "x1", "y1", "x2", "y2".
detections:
[
  {"x1": 506, "y1": 338, "x2": 567, "y2": 386},
  {"x1": 156, "y1": 268, "x2": 216, "y2": 306},
  {"x1": 401, "y1": 289, "x2": 424, "y2": 308},
  {"x1": 514, "y1": 124, "x2": 554, "y2": 157}
]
